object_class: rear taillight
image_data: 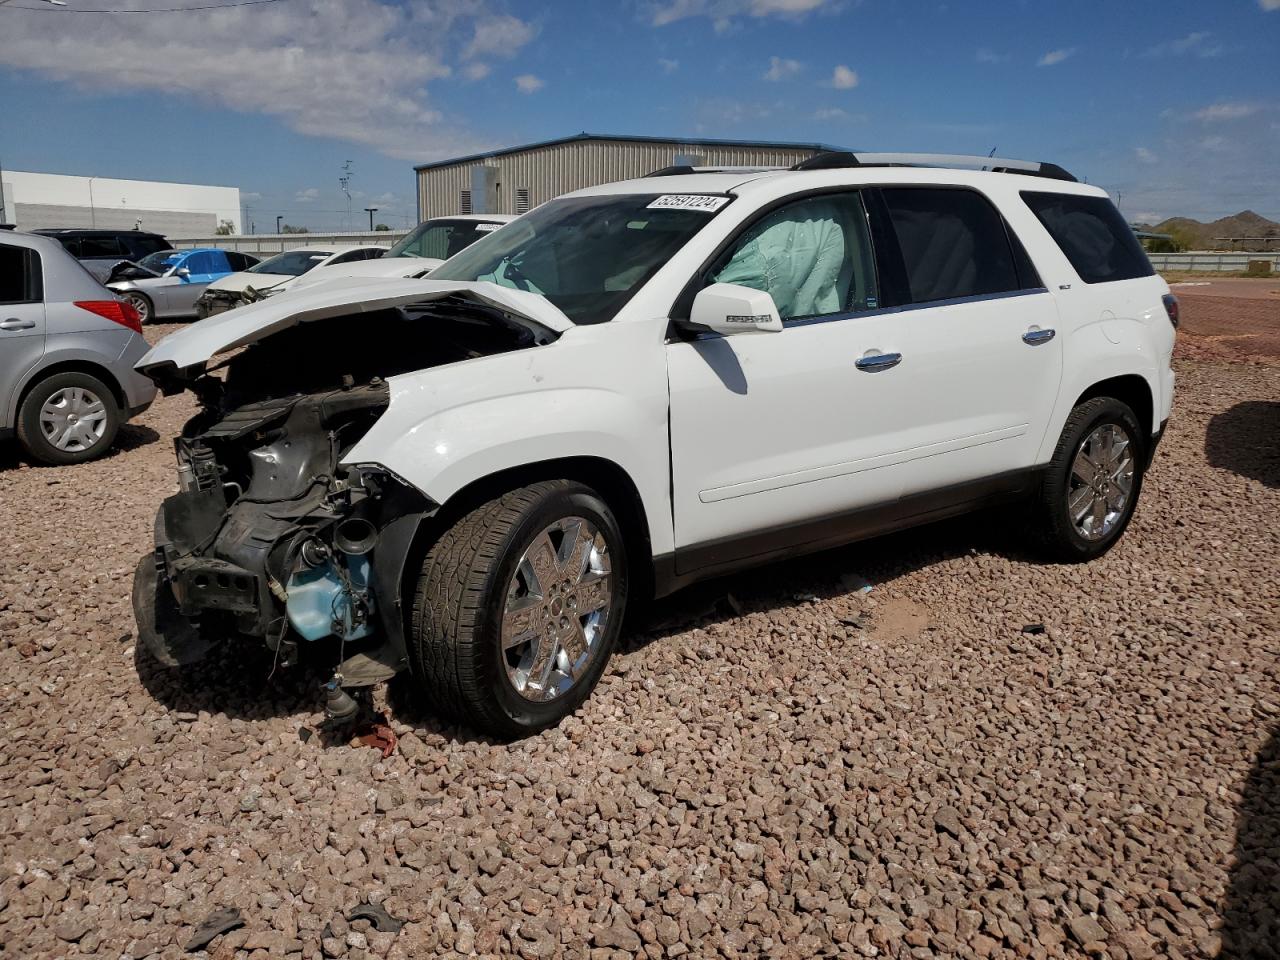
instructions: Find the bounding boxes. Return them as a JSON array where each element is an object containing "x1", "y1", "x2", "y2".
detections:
[
  {"x1": 75, "y1": 299, "x2": 143, "y2": 335},
  {"x1": 1162, "y1": 293, "x2": 1179, "y2": 329}
]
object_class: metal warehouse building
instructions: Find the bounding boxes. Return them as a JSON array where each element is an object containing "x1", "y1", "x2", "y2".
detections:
[
  {"x1": 414, "y1": 133, "x2": 839, "y2": 219},
  {"x1": 0, "y1": 170, "x2": 241, "y2": 236}
]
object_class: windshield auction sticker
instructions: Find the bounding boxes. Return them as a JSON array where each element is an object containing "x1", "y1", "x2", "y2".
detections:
[{"x1": 647, "y1": 195, "x2": 730, "y2": 212}]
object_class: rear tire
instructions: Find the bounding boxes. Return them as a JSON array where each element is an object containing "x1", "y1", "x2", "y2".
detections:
[
  {"x1": 16, "y1": 371, "x2": 121, "y2": 465},
  {"x1": 124, "y1": 291, "x2": 154, "y2": 324},
  {"x1": 410, "y1": 480, "x2": 628, "y2": 738},
  {"x1": 1032, "y1": 396, "x2": 1146, "y2": 561}
]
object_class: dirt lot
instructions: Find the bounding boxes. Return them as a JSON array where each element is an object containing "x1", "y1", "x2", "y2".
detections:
[{"x1": 1, "y1": 301, "x2": 1278, "y2": 959}]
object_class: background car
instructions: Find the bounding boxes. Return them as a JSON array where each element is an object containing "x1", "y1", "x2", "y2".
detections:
[
  {"x1": 194, "y1": 245, "x2": 387, "y2": 317},
  {"x1": 0, "y1": 230, "x2": 157, "y2": 464},
  {"x1": 106, "y1": 248, "x2": 257, "y2": 323},
  {"x1": 31, "y1": 228, "x2": 172, "y2": 282},
  {"x1": 287, "y1": 215, "x2": 516, "y2": 293}
]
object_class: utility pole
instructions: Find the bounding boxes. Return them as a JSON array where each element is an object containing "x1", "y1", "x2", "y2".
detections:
[
  {"x1": 88, "y1": 176, "x2": 98, "y2": 228},
  {"x1": 339, "y1": 160, "x2": 353, "y2": 232},
  {"x1": 276, "y1": 215, "x2": 283, "y2": 234},
  {"x1": 364, "y1": 207, "x2": 378, "y2": 230},
  {"x1": 0, "y1": 155, "x2": 7, "y2": 224}
]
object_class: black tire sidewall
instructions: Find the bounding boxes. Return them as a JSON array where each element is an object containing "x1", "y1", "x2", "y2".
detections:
[
  {"x1": 17, "y1": 371, "x2": 121, "y2": 465},
  {"x1": 1042, "y1": 398, "x2": 1146, "y2": 560},
  {"x1": 476, "y1": 485, "x2": 628, "y2": 733}
]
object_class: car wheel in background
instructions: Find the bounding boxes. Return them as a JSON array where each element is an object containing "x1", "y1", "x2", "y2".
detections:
[
  {"x1": 410, "y1": 480, "x2": 628, "y2": 738},
  {"x1": 16, "y1": 371, "x2": 121, "y2": 465},
  {"x1": 1032, "y1": 396, "x2": 1146, "y2": 561},
  {"x1": 123, "y1": 292, "x2": 154, "y2": 324}
]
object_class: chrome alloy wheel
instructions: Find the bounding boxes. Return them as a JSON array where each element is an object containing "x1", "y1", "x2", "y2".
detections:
[
  {"x1": 125, "y1": 292, "x2": 151, "y2": 322},
  {"x1": 39, "y1": 386, "x2": 109, "y2": 453},
  {"x1": 501, "y1": 516, "x2": 612, "y2": 702},
  {"x1": 1068, "y1": 422, "x2": 1135, "y2": 541}
]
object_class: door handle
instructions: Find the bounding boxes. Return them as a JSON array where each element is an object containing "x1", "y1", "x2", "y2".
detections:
[
  {"x1": 855, "y1": 351, "x2": 902, "y2": 372},
  {"x1": 0, "y1": 318, "x2": 36, "y2": 331},
  {"x1": 1022, "y1": 327, "x2": 1056, "y2": 345}
]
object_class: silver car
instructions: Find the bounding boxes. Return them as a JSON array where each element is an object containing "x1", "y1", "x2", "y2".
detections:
[
  {"x1": 106, "y1": 247, "x2": 259, "y2": 323},
  {"x1": 0, "y1": 230, "x2": 157, "y2": 464}
]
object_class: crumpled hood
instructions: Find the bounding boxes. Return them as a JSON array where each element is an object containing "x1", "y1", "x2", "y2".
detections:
[
  {"x1": 288, "y1": 256, "x2": 444, "y2": 291},
  {"x1": 136, "y1": 278, "x2": 574, "y2": 376},
  {"x1": 205, "y1": 271, "x2": 297, "y2": 294}
]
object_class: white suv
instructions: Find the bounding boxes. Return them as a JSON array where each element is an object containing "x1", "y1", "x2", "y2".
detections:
[{"x1": 132, "y1": 153, "x2": 1176, "y2": 737}]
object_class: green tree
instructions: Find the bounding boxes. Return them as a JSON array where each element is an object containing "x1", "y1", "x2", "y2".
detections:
[
  {"x1": 280, "y1": 224, "x2": 310, "y2": 234},
  {"x1": 215, "y1": 219, "x2": 235, "y2": 236},
  {"x1": 375, "y1": 223, "x2": 391, "y2": 231}
]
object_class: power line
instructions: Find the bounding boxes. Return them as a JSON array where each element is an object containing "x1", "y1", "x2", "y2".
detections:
[{"x1": 0, "y1": 0, "x2": 289, "y2": 12}]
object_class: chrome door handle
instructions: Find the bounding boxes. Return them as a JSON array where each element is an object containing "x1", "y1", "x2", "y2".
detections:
[
  {"x1": 855, "y1": 352, "x2": 902, "y2": 372},
  {"x1": 1022, "y1": 328, "x2": 1055, "y2": 345},
  {"x1": 0, "y1": 318, "x2": 36, "y2": 331}
]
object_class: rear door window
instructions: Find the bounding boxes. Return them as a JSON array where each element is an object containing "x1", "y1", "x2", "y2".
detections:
[
  {"x1": 79, "y1": 236, "x2": 124, "y2": 258},
  {"x1": 878, "y1": 187, "x2": 1024, "y2": 304},
  {"x1": 1022, "y1": 191, "x2": 1154, "y2": 284},
  {"x1": 0, "y1": 243, "x2": 40, "y2": 303}
]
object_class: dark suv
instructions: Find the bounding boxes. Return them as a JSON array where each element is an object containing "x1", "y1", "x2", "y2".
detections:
[{"x1": 31, "y1": 229, "x2": 172, "y2": 283}]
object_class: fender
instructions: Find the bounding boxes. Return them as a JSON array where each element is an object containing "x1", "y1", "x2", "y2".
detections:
[
  {"x1": 1035, "y1": 315, "x2": 1162, "y2": 464},
  {"x1": 4, "y1": 329, "x2": 142, "y2": 426},
  {"x1": 342, "y1": 323, "x2": 676, "y2": 556}
]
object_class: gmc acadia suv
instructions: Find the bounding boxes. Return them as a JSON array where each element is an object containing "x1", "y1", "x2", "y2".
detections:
[{"x1": 131, "y1": 152, "x2": 1176, "y2": 737}]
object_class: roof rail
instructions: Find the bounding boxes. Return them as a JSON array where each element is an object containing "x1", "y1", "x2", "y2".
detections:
[
  {"x1": 645, "y1": 164, "x2": 787, "y2": 178},
  {"x1": 790, "y1": 151, "x2": 1076, "y2": 182}
]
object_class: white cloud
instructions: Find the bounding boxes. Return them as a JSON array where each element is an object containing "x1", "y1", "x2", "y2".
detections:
[
  {"x1": 463, "y1": 62, "x2": 492, "y2": 81},
  {"x1": 652, "y1": 0, "x2": 833, "y2": 27},
  {"x1": 1143, "y1": 31, "x2": 1222, "y2": 58},
  {"x1": 828, "y1": 64, "x2": 859, "y2": 89},
  {"x1": 295, "y1": 188, "x2": 320, "y2": 203},
  {"x1": 373, "y1": 192, "x2": 397, "y2": 203},
  {"x1": 1260, "y1": 0, "x2": 1280, "y2": 10},
  {"x1": 1037, "y1": 48, "x2": 1076, "y2": 67},
  {"x1": 241, "y1": 191, "x2": 263, "y2": 202},
  {"x1": 1193, "y1": 101, "x2": 1261, "y2": 122},
  {"x1": 975, "y1": 48, "x2": 1008, "y2": 64},
  {"x1": 462, "y1": 13, "x2": 537, "y2": 60},
  {"x1": 811, "y1": 107, "x2": 865, "y2": 122},
  {"x1": 1134, "y1": 146, "x2": 1159, "y2": 164},
  {"x1": 515, "y1": 74, "x2": 544, "y2": 94},
  {"x1": 658, "y1": 58, "x2": 680, "y2": 74},
  {"x1": 763, "y1": 56, "x2": 802, "y2": 81},
  {"x1": 0, "y1": 0, "x2": 535, "y2": 161}
]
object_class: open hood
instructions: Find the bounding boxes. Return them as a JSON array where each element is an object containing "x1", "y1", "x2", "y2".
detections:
[
  {"x1": 136, "y1": 278, "x2": 574, "y2": 378},
  {"x1": 288, "y1": 256, "x2": 444, "y2": 292},
  {"x1": 207, "y1": 271, "x2": 294, "y2": 294}
]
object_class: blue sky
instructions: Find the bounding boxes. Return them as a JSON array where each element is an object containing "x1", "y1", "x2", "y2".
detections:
[{"x1": 1, "y1": 0, "x2": 1277, "y2": 230}]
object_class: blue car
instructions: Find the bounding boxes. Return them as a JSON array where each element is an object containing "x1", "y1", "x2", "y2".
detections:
[{"x1": 106, "y1": 247, "x2": 260, "y2": 323}]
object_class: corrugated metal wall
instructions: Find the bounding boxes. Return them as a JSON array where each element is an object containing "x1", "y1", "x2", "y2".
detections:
[{"x1": 418, "y1": 140, "x2": 821, "y2": 219}]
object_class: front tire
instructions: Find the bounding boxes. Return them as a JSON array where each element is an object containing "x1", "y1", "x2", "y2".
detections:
[
  {"x1": 1032, "y1": 396, "x2": 1146, "y2": 561},
  {"x1": 410, "y1": 480, "x2": 628, "y2": 738},
  {"x1": 16, "y1": 371, "x2": 121, "y2": 465}
]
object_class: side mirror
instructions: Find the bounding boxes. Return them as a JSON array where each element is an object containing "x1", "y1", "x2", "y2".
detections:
[
  {"x1": 175, "y1": 267, "x2": 191, "y2": 280},
  {"x1": 686, "y1": 283, "x2": 783, "y2": 336}
]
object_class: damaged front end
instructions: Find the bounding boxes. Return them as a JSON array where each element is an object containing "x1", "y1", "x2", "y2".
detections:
[{"x1": 132, "y1": 289, "x2": 563, "y2": 714}]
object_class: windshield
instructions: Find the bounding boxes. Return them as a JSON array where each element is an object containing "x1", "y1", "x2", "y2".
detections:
[
  {"x1": 138, "y1": 250, "x2": 185, "y2": 274},
  {"x1": 248, "y1": 250, "x2": 332, "y2": 277},
  {"x1": 429, "y1": 195, "x2": 728, "y2": 324},
  {"x1": 388, "y1": 219, "x2": 503, "y2": 259}
]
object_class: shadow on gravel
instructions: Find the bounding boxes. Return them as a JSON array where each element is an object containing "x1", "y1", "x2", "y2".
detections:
[
  {"x1": 0, "y1": 424, "x2": 160, "y2": 472},
  {"x1": 1221, "y1": 725, "x2": 1280, "y2": 958},
  {"x1": 630, "y1": 508, "x2": 1038, "y2": 650},
  {"x1": 134, "y1": 622, "x2": 496, "y2": 745},
  {"x1": 1206, "y1": 401, "x2": 1280, "y2": 488}
]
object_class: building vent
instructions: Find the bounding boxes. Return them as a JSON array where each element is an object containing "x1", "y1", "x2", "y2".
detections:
[
  {"x1": 460, "y1": 190, "x2": 472, "y2": 214},
  {"x1": 515, "y1": 188, "x2": 531, "y2": 215}
]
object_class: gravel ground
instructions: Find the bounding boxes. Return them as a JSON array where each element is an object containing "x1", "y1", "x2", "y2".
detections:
[{"x1": 1, "y1": 319, "x2": 1278, "y2": 960}]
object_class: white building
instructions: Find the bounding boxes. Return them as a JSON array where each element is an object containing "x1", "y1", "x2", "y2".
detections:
[{"x1": 0, "y1": 170, "x2": 241, "y2": 236}]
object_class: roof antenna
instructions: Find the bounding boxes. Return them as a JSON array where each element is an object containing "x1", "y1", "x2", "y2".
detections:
[{"x1": 987, "y1": 146, "x2": 998, "y2": 157}]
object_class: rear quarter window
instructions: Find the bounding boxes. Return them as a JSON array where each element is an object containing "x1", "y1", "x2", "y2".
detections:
[
  {"x1": 1022, "y1": 192, "x2": 1154, "y2": 284},
  {"x1": 0, "y1": 244, "x2": 41, "y2": 303}
]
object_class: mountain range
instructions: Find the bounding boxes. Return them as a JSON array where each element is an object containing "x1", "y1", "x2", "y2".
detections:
[{"x1": 1133, "y1": 211, "x2": 1280, "y2": 251}]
